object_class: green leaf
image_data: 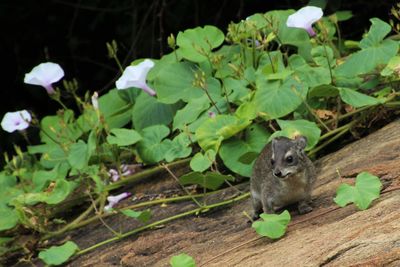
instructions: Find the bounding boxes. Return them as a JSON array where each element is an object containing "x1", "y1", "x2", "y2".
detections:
[
  {"x1": 106, "y1": 128, "x2": 142, "y2": 146},
  {"x1": 308, "y1": 84, "x2": 339, "y2": 98},
  {"x1": 173, "y1": 96, "x2": 210, "y2": 130},
  {"x1": 153, "y1": 62, "x2": 200, "y2": 104},
  {"x1": 190, "y1": 150, "x2": 216, "y2": 172},
  {"x1": 335, "y1": 18, "x2": 399, "y2": 77},
  {"x1": 195, "y1": 115, "x2": 250, "y2": 152},
  {"x1": 32, "y1": 163, "x2": 69, "y2": 192},
  {"x1": 121, "y1": 209, "x2": 151, "y2": 223},
  {"x1": 14, "y1": 179, "x2": 75, "y2": 205},
  {"x1": 99, "y1": 89, "x2": 134, "y2": 129},
  {"x1": 270, "y1": 119, "x2": 321, "y2": 150},
  {"x1": 40, "y1": 109, "x2": 82, "y2": 144},
  {"x1": 177, "y1": 25, "x2": 224, "y2": 63},
  {"x1": 68, "y1": 140, "x2": 89, "y2": 170},
  {"x1": 334, "y1": 172, "x2": 382, "y2": 210},
  {"x1": 219, "y1": 124, "x2": 270, "y2": 177},
  {"x1": 252, "y1": 210, "x2": 291, "y2": 239},
  {"x1": 132, "y1": 92, "x2": 182, "y2": 130},
  {"x1": 179, "y1": 172, "x2": 234, "y2": 190},
  {"x1": 0, "y1": 207, "x2": 19, "y2": 231},
  {"x1": 381, "y1": 56, "x2": 400, "y2": 76},
  {"x1": 289, "y1": 55, "x2": 331, "y2": 87},
  {"x1": 338, "y1": 87, "x2": 381, "y2": 108},
  {"x1": 38, "y1": 241, "x2": 79, "y2": 266},
  {"x1": 334, "y1": 10, "x2": 353, "y2": 21},
  {"x1": 264, "y1": 10, "x2": 312, "y2": 60},
  {"x1": 254, "y1": 75, "x2": 307, "y2": 119},
  {"x1": 76, "y1": 108, "x2": 100, "y2": 133},
  {"x1": 170, "y1": 253, "x2": 196, "y2": 267},
  {"x1": 136, "y1": 125, "x2": 170, "y2": 164},
  {"x1": 164, "y1": 133, "x2": 192, "y2": 162}
]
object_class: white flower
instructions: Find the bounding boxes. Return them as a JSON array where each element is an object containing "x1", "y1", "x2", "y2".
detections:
[
  {"x1": 91, "y1": 91, "x2": 99, "y2": 110},
  {"x1": 115, "y1": 59, "x2": 156, "y2": 96},
  {"x1": 286, "y1": 6, "x2": 323, "y2": 36},
  {"x1": 1, "y1": 110, "x2": 32, "y2": 133},
  {"x1": 24, "y1": 62, "x2": 64, "y2": 94},
  {"x1": 104, "y1": 192, "x2": 132, "y2": 211}
]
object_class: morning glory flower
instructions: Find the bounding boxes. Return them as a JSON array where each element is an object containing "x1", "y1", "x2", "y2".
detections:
[
  {"x1": 286, "y1": 6, "x2": 323, "y2": 36},
  {"x1": 104, "y1": 192, "x2": 132, "y2": 211},
  {"x1": 1, "y1": 110, "x2": 32, "y2": 133},
  {"x1": 24, "y1": 62, "x2": 64, "y2": 94},
  {"x1": 115, "y1": 59, "x2": 156, "y2": 96}
]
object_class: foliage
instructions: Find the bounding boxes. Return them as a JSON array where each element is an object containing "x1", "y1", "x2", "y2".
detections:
[
  {"x1": 1, "y1": 4, "x2": 400, "y2": 265},
  {"x1": 252, "y1": 210, "x2": 291, "y2": 239},
  {"x1": 170, "y1": 253, "x2": 196, "y2": 267},
  {"x1": 38, "y1": 241, "x2": 79, "y2": 266},
  {"x1": 334, "y1": 172, "x2": 382, "y2": 210}
]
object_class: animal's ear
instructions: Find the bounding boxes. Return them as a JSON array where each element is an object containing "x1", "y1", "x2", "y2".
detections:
[{"x1": 295, "y1": 135, "x2": 307, "y2": 150}]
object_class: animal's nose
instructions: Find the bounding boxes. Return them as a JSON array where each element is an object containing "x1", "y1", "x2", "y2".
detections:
[{"x1": 273, "y1": 170, "x2": 282, "y2": 177}]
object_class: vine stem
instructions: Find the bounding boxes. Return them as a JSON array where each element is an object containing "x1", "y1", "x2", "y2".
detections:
[
  {"x1": 161, "y1": 163, "x2": 203, "y2": 208},
  {"x1": 73, "y1": 192, "x2": 250, "y2": 258},
  {"x1": 42, "y1": 184, "x2": 247, "y2": 240}
]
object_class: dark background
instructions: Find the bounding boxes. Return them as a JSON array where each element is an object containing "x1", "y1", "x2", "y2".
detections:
[{"x1": 0, "y1": 0, "x2": 397, "y2": 159}]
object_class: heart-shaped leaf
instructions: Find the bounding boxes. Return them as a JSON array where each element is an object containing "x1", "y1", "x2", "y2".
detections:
[
  {"x1": 334, "y1": 172, "x2": 382, "y2": 210},
  {"x1": 190, "y1": 150, "x2": 216, "y2": 172},
  {"x1": 252, "y1": 210, "x2": 291, "y2": 239},
  {"x1": 177, "y1": 25, "x2": 224, "y2": 63},
  {"x1": 136, "y1": 125, "x2": 170, "y2": 164}
]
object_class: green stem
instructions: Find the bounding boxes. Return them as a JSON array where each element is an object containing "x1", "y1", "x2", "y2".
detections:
[
  {"x1": 74, "y1": 192, "x2": 250, "y2": 257},
  {"x1": 105, "y1": 158, "x2": 190, "y2": 191},
  {"x1": 319, "y1": 121, "x2": 354, "y2": 141},
  {"x1": 309, "y1": 127, "x2": 349, "y2": 156}
]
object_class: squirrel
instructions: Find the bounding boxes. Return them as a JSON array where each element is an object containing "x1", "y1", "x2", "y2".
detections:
[{"x1": 250, "y1": 135, "x2": 316, "y2": 219}]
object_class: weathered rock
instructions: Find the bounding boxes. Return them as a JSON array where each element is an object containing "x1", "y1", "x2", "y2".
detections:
[{"x1": 70, "y1": 120, "x2": 400, "y2": 267}]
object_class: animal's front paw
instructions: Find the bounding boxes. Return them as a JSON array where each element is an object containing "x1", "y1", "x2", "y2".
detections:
[{"x1": 298, "y1": 202, "x2": 313, "y2": 214}]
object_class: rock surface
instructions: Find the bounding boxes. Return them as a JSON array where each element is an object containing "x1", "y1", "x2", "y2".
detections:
[{"x1": 69, "y1": 120, "x2": 400, "y2": 267}]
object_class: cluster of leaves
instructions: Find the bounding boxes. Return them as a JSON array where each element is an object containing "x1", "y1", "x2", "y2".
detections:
[{"x1": 0, "y1": 5, "x2": 399, "y2": 266}]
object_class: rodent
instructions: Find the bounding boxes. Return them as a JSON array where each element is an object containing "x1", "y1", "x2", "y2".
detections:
[{"x1": 250, "y1": 135, "x2": 316, "y2": 219}]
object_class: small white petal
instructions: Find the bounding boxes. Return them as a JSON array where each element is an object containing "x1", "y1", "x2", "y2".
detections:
[
  {"x1": 286, "y1": 6, "x2": 323, "y2": 36},
  {"x1": 115, "y1": 59, "x2": 156, "y2": 95},
  {"x1": 24, "y1": 62, "x2": 64, "y2": 94},
  {"x1": 91, "y1": 91, "x2": 99, "y2": 110},
  {"x1": 106, "y1": 192, "x2": 131, "y2": 206},
  {"x1": 1, "y1": 110, "x2": 32, "y2": 133}
]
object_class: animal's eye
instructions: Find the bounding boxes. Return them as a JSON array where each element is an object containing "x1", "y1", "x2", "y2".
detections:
[
  {"x1": 286, "y1": 156, "x2": 293, "y2": 163},
  {"x1": 270, "y1": 159, "x2": 275, "y2": 165}
]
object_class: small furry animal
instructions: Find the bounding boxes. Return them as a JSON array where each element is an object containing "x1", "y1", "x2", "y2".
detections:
[{"x1": 250, "y1": 135, "x2": 316, "y2": 219}]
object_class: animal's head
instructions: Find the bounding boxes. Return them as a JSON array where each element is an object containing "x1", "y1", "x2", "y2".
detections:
[{"x1": 270, "y1": 135, "x2": 308, "y2": 179}]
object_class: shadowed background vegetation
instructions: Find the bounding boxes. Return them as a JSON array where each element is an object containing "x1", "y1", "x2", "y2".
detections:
[{"x1": 0, "y1": 0, "x2": 396, "y2": 159}]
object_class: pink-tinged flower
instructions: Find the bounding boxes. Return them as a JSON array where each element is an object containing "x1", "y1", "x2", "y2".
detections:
[
  {"x1": 286, "y1": 6, "x2": 323, "y2": 36},
  {"x1": 104, "y1": 192, "x2": 132, "y2": 211},
  {"x1": 24, "y1": 62, "x2": 64, "y2": 94},
  {"x1": 208, "y1": 111, "x2": 216, "y2": 118},
  {"x1": 115, "y1": 59, "x2": 156, "y2": 96},
  {"x1": 1, "y1": 110, "x2": 32, "y2": 133},
  {"x1": 91, "y1": 91, "x2": 99, "y2": 110},
  {"x1": 108, "y1": 164, "x2": 134, "y2": 182}
]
